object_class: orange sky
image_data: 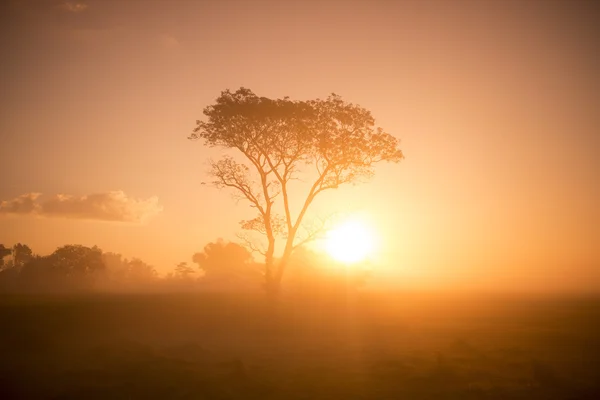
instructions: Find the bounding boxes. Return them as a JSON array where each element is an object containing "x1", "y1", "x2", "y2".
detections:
[{"x1": 1, "y1": 0, "x2": 598, "y2": 293}]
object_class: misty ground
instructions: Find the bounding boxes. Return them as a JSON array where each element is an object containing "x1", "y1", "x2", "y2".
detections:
[{"x1": 0, "y1": 291, "x2": 598, "y2": 399}]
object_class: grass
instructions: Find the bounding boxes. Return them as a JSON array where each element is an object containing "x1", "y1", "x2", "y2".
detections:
[{"x1": 0, "y1": 291, "x2": 598, "y2": 399}]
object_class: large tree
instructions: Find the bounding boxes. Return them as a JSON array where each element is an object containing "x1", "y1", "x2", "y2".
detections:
[{"x1": 190, "y1": 88, "x2": 403, "y2": 297}]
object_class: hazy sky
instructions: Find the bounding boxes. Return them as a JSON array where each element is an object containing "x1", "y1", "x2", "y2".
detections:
[{"x1": 1, "y1": 0, "x2": 598, "y2": 292}]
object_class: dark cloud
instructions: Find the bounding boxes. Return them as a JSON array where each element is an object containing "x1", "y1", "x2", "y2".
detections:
[
  {"x1": 0, "y1": 191, "x2": 162, "y2": 223},
  {"x1": 0, "y1": 193, "x2": 41, "y2": 214}
]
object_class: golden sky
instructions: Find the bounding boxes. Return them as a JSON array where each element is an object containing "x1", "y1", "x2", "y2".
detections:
[{"x1": 0, "y1": 0, "x2": 598, "y2": 293}]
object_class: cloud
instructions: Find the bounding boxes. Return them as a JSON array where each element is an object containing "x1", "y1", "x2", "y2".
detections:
[
  {"x1": 0, "y1": 193, "x2": 41, "y2": 215},
  {"x1": 59, "y1": 1, "x2": 88, "y2": 13},
  {"x1": 0, "y1": 191, "x2": 162, "y2": 223}
]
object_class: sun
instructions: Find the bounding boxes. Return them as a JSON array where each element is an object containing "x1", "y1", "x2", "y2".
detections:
[{"x1": 325, "y1": 218, "x2": 375, "y2": 264}]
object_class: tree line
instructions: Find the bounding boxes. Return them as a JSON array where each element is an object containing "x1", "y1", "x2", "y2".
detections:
[
  {"x1": 0, "y1": 88, "x2": 397, "y2": 298},
  {"x1": 0, "y1": 241, "x2": 368, "y2": 294}
]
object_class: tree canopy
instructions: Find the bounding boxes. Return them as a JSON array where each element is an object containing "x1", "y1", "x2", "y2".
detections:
[
  {"x1": 190, "y1": 88, "x2": 403, "y2": 296},
  {"x1": 192, "y1": 239, "x2": 258, "y2": 284},
  {"x1": 0, "y1": 245, "x2": 11, "y2": 268}
]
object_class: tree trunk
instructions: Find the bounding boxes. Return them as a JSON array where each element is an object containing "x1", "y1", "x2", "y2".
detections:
[{"x1": 263, "y1": 250, "x2": 280, "y2": 304}]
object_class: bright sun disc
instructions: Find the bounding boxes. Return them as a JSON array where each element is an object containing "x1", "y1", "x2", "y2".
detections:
[{"x1": 325, "y1": 219, "x2": 375, "y2": 264}]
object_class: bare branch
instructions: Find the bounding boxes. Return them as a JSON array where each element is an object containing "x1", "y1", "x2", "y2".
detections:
[
  {"x1": 240, "y1": 214, "x2": 287, "y2": 238},
  {"x1": 210, "y1": 157, "x2": 266, "y2": 215},
  {"x1": 235, "y1": 232, "x2": 267, "y2": 256},
  {"x1": 293, "y1": 213, "x2": 339, "y2": 250}
]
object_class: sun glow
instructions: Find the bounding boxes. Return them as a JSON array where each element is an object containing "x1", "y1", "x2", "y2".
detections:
[{"x1": 325, "y1": 218, "x2": 376, "y2": 264}]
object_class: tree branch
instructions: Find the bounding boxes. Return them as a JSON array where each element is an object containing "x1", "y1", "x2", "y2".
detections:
[
  {"x1": 235, "y1": 232, "x2": 267, "y2": 256},
  {"x1": 292, "y1": 214, "x2": 337, "y2": 250},
  {"x1": 211, "y1": 158, "x2": 266, "y2": 215}
]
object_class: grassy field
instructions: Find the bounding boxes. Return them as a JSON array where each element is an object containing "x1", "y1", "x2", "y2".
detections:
[{"x1": 0, "y1": 291, "x2": 598, "y2": 399}]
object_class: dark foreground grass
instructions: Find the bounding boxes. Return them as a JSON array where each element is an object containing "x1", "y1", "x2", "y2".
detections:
[{"x1": 0, "y1": 291, "x2": 598, "y2": 399}]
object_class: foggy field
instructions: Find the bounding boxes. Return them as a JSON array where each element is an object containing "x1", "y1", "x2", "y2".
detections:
[
  {"x1": 0, "y1": 292, "x2": 598, "y2": 399},
  {"x1": 2, "y1": 1, "x2": 598, "y2": 398}
]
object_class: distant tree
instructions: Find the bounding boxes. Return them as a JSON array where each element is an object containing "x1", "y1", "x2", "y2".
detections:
[
  {"x1": 0, "y1": 244, "x2": 11, "y2": 268},
  {"x1": 12, "y1": 243, "x2": 33, "y2": 267},
  {"x1": 193, "y1": 239, "x2": 260, "y2": 289},
  {"x1": 44, "y1": 245, "x2": 106, "y2": 290},
  {"x1": 17, "y1": 256, "x2": 55, "y2": 292},
  {"x1": 0, "y1": 244, "x2": 19, "y2": 291},
  {"x1": 190, "y1": 88, "x2": 403, "y2": 298},
  {"x1": 51, "y1": 245, "x2": 104, "y2": 275},
  {"x1": 175, "y1": 261, "x2": 196, "y2": 277},
  {"x1": 100, "y1": 252, "x2": 157, "y2": 290},
  {"x1": 1, "y1": 245, "x2": 162, "y2": 293},
  {"x1": 101, "y1": 252, "x2": 126, "y2": 275},
  {"x1": 127, "y1": 258, "x2": 158, "y2": 284}
]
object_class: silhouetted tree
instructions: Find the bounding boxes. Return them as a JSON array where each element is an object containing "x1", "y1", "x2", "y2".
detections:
[
  {"x1": 101, "y1": 252, "x2": 126, "y2": 277},
  {"x1": 12, "y1": 243, "x2": 33, "y2": 267},
  {"x1": 1, "y1": 245, "x2": 162, "y2": 293},
  {"x1": 126, "y1": 258, "x2": 158, "y2": 284},
  {"x1": 30, "y1": 244, "x2": 106, "y2": 291},
  {"x1": 17, "y1": 255, "x2": 56, "y2": 292},
  {"x1": 190, "y1": 88, "x2": 403, "y2": 298},
  {"x1": 0, "y1": 244, "x2": 11, "y2": 268},
  {"x1": 0, "y1": 244, "x2": 19, "y2": 290},
  {"x1": 193, "y1": 239, "x2": 260, "y2": 290},
  {"x1": 175, "y1": 261, "x2": 195, "y2": 277},
  {"x1": 51, "y1": 245, "x2": 104, "y2": 274},
  {"x1": 101, "y1": 252, "x2": 158, "y2": 290}
]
